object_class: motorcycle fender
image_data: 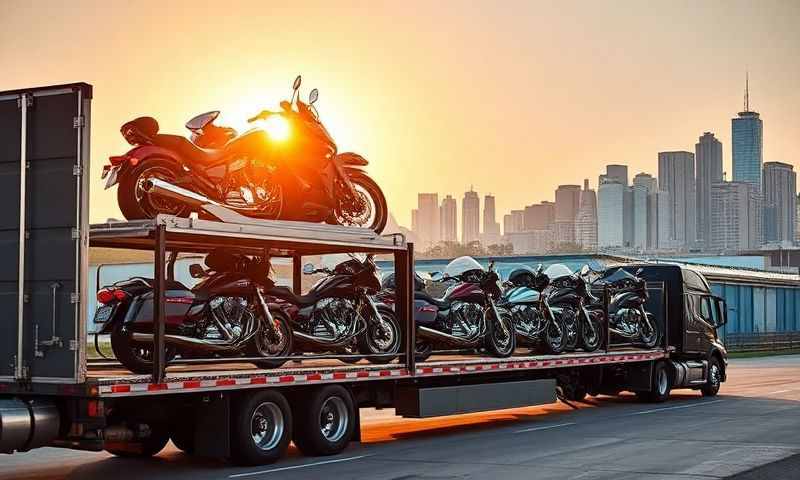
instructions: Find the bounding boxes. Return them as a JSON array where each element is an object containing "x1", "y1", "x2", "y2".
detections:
[
  {"x1": 336, "y1": 152, "x2": 369, "y2": 167},
  {"x1": 414, "y1": 300, "x2": 438, "y2": 324}
]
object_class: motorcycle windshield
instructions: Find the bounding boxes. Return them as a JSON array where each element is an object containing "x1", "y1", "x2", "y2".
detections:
[
  {"x1": 505, "y1": 264, "x2": 536, "y2": 282},
  {"x1": 544, "y1": 263, "x2": 572, "y2": 279},
  {"x1": 444, "y1": 256, "x2": 484, "y2": 278},
  {"x1": 602, "y1": 267, "x2": 638, "y2": 284}
]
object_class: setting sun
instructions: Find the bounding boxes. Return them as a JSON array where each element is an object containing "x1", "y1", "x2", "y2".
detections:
[{"x1": 259, "y1": 114, "x2": 291, "y2": 141}]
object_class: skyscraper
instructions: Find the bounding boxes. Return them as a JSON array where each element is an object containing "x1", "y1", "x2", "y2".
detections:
[
  {"x1": 629, "y1": 183, "x2": 648, "y2": 250},
  {"x1": 762, "y1": 162, "x2": 797, "y2": 244},
  {"x1": 732, "y1": 75, "x2": 763, "y2": 190},
  {"x1": 575, "y1": 179, "x2": 598, "y2": 250},
  {"x1": 710, "y1": 182, "x2": 761, "y2": 251},
  {"x1": 503, "y1": 209, "x2": 525, "y2": 235},
  {"x1": 440, "y1": 194, "x2": 458, "y2": 243},
  {"x1": 523, "y1": 202, "x2": 555, "y2": 231},
  {"x1": 413, "y1": 193, "x2": 440, "y2": 249},
  {"x1": 597, "y1": 178, "x2": 625, "y2": 248},
  {"x1": 603, "y1": 165, "x2": 629, "y2": 186},
  {"x1": 695, "y1": 132, "x2": 723, "y2": 248},
  {"x1": 658, "y1": 151, "x2": 696, "y2": 249},
  {"x1": 554, "y1": 184, "x2": 581, "y2": 245},
  {"x1": 482, "y1": 194, "x2": 501, "y2": 245},
  {"x1": 633, "y1": 173, "x2": 660, "y2": 251},
  {"x1": 461, "y1": 188, "x2": 480, "y2": 244}
]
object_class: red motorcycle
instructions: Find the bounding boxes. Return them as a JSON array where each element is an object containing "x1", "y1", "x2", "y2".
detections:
[{"x1": 101, "y1": 75, "x2": 388, "y2": 233}]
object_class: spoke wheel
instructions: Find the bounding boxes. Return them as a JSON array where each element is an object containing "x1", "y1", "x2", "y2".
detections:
[
  {"x1": 249, "y1": 309, "x2": 293, "y2": 369},
  {"x1": 334, "y1": 170, "x2": 388, "y2": 233}
]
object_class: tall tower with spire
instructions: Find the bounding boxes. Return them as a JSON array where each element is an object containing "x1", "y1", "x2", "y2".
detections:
[{"x1": 732, "y1": 72, "x2": 763, "y2": 190}]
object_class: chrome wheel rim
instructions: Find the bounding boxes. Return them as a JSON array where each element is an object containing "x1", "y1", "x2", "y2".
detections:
[
  {"x1": 336, "y1": 183, "x2": 376, "y2": 228},
  {"x1": 257, "y1": 314, "x2": 289, "y2": 356},
  {"x1": 370, "y1": 314, "x2": 396, "y2": 352},
  {"x1": 319, "y1": 397, "x2": 348, "y2": 442},
  {"x1": 250, "y1": 402, "x2": 284, "y2": 451},
  {"x1": 709, "y1": 364, "x2": 721, "y2": 388}
]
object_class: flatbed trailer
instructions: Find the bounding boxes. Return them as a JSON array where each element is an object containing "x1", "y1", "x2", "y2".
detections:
[{"x1": 0, "y1": 82, "x2": 726, "y2": 467}]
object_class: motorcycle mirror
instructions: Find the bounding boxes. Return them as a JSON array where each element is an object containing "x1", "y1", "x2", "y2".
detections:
[
  {"x1": 580, "y1": 265, "x2": 590, "y2": 276},
  {"x1": 429, "y1": 271, "x2": 441, "y2": 278},
  {"x1": 293, "y1": 75, "x2": 302, "y2": 91},
  {"x1": 635, "y1": 267, "x2": 644, "y2": 276},
  {"x1": 189, "y1": 263, "x2": 205, "y2": 279},
  {"x1": 309, "y1": 88, "x2": 319, "y2": 105},
  {"x1": 302, "y1": 263, "x2": 316, "y2": 275},
  {"x1": 536, "y1": 263, "x2": 543, "y2": 273}
]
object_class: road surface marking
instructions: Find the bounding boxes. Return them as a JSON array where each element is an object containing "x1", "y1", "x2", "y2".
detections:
[
  {"x1": 627, "y1": 399, "x2": 725, "y2": 416},
  {"x1": 514, "y1": 422, "x2": 577, "y2": 434},
  {"x1": 228, "y1": 454, "x2": 374, "y2": 478}
]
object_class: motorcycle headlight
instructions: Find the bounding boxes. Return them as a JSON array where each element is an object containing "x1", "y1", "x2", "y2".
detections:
[{"x1": 261, "y1": 115, "x2": 291, "y2": 141}]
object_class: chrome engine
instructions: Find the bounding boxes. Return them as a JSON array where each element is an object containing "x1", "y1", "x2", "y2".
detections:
[
  {"x1": 449, "y1": 301, "x2": 484, "y2": 339},
  {"x1": 310, "y1": 298, "x2": 360, "y2": 341},
  {"x1": 205, "y1": 296, "x2": 252, "y2": 341},
  {"x1": 511, "y1": 304, "x2": 546, "y2": 338}
]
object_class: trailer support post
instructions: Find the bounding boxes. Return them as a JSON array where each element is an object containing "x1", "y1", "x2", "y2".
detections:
[
  {"x1": 292, "y1": 255, "x2": 302, "y2": 293},
  {"x1": 152, "y1": 223, "x2": 167, "y2": 383},
  {"x1": 604, "y1": 285, "x2": 610, "y2": 353},
  {"x1": 396, "y1": 243, "x2": 415, "y2": 375}
]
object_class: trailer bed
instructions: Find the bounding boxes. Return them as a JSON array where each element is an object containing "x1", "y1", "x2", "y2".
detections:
[{"x1": 85, "y1": 349, "x2": 665, "y2": 397}]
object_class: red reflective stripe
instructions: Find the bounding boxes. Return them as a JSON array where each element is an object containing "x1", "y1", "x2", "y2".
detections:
[
  {"x1": 111, "y1": 385, "x2": 131, "y2": 393},
  {"x1": 148, "y1": 383, "x2": 167, "y2": 391},
  {"x1": 278, "y1": 375, "x2": 294, "y2": 383},
  {"x1": 307, "y1": 373, "x2": 322, "y2": 381},
  {"x1": 250, "y1": 377, "x2": 267, "y2": 385},
  {"x1": 217, "y1": 379, "x2": 236, "y2": 386},
  {"x1": 333, "y1": 372, "x2": 347, "y2": 380},
  {"x1": 183, "y1": 380, "x2": 201, "y2": 389}
]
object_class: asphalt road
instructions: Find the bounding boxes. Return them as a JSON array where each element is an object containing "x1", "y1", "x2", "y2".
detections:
[{"x1": 4, "y1": 354, "x2": 800, "y2": 480}]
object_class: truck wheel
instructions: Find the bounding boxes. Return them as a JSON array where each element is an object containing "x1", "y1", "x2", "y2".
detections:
[
  {"x1": 293, "y1": 385, "x2": 356, "y2": 457},
  {"x1": 701, "y1": 357, "x2": 722, "y2": 397},
  {"x1": 638, "y1": 361, "x2": 671, "y2": 403},
  {"x1": 231, "y1": 390, "x2": 292, "y2": 466},
  {"x1": 105, "y1": 424, "x2": 170, "y2": 458}
]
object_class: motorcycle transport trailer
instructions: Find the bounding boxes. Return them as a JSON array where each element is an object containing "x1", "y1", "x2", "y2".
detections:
[{"x1": 0, "y1": 82, "x2": 727, "y2": 466}]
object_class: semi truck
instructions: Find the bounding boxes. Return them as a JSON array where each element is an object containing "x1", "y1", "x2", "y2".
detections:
[{"x1": 0, "y1": 83, "x2": 728, "y2": 466}]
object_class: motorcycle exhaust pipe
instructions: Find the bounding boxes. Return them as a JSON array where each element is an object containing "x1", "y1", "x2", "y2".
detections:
[
  {"x1": 417, "y1": 326, "x2": 480, "y2": 347},
  {"x1": 130, "y1": 332, "x2": 251, "y2": 353},
  {"x1": 292, "y1": 329, "x2": 352, "y2": 348},
  {"x1": 141, "y1": 178, "x2": 221, "y2": 210}
]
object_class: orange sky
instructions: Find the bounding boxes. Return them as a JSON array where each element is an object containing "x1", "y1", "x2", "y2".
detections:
[{"x1": 2, "y1": 0, "x2": 798, "y2": 228}]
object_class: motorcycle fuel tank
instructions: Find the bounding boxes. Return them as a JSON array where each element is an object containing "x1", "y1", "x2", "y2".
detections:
[
  {"x1": 504, "y1": 286, "x2": 540, "y2": 304},
  {"x1": 443, "y1": 282, "x2": 486, "y2": 304},
  {"x1": 413, "y1": 299, "x2": 438, "y2": 325}
]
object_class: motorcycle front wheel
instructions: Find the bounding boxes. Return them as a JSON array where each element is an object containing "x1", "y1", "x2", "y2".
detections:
[
  {"x1": 543, "y1": 316, "x2": 566, "y2": 355},
  {"x1": 249, "y1": 309, "x2": 293, "y2": 369},
  {"x1": 581, "y1": 310, "x2": 603, "y2": 352},
  {"x1": 485, "y1": 308, "x2": 516, "y2": 358},
  {"x1": 562, "y1": 308, "x2": 579, "y2": 351},
  {"x1": 118, "y1": 158, "x2": 191, "y2": 220},
  {"x1": 638, "y1": 309, "x2": 659, "y2": 348},
  {"x1": 335, "y1": 170, "x2": 388, "y2": 234},
  {"x1": 357, "y1": 306, "x2": 402, "y2": 364}
]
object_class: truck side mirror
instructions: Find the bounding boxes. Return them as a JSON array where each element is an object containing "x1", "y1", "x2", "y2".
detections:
[{"x1": 713, "y1": 296, "x2": 728, "y2": 327}]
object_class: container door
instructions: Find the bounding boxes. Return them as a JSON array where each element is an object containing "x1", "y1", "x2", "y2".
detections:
[{"x1": 0, "y1": 84, "x2": 91, "y2": 383}]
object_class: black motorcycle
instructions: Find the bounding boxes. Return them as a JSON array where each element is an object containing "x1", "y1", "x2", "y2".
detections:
[
  {"x1": 266, "y1": 254, "x2": 402, "y2": 364},
  {"x1": 498, "y1": 265, "x2": 567, "y2": 354},
  {"x1": 95, "y1": 250, "x2": 292, "y2": 374},
  {"x1": 586, "y1": 266, "x2": 658, "y2": 348},
  {"x1": 102, "y1": 75, "x2": 388, "y2": 233},
  {"x1": 544, "y1": 265, "x2": 604, "y2": 352}
]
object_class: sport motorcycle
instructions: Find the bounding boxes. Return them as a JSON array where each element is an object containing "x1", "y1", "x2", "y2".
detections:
[
  {"x1": 101, "y1": 75, "x2": 388, "y2": 233},
  {"x1": 266, "y1": 254, "x2": 402, "y2": 363},
  {"x1": 94, "y1": 249, "x2": 292, "y2": 374},
  {"x1": 498, "y1": 264, "x2": 567, "y2": 354}
]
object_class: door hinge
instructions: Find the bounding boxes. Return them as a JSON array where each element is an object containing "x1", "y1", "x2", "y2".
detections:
[
  {"x1": 70, "y1": 292, "x2": 80, "y2": 304},
  {"x1": 69, "y1": 340, "x2": 79, "y2": 351},
  {"x1": 73, "y1": 116, "x2": 85, "y2": 128},
  {"x1": 71, "y1": 227, "x2": 80, "y2": 240},
  {"x1": 73, "y1": 165, "x2": 83, "y2": 176}
]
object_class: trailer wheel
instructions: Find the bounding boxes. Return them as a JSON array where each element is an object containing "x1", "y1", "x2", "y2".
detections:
[
  {"x1": 293, "y1": 385, "x2": 356, "y2": 457},
  {"x1": 231, "y1": 390, "x2": 292, "y2": 466},
  {"x1": 701, "y1": 357, "x2": 722, "y2": 397},
  {"x1": 105, "y1": 424, "x2": 170, "y2": 458},
  {"x1": 638, "y1": 361, "x2": 671, "y2": 403}
]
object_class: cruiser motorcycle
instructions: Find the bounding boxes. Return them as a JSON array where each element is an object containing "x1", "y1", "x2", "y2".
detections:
[
  {"x1": 101, "y1": 75, "x2": 388, "y2": 233},
  {"x1": 544, "y1": 264, "x2": 604, "y2": 352},
  {"x1": 95, "y1": 250, "x2": 292, "y2": 374},
  {"x1": 379, "y1": 256, "x2": 515, "y2": 361},
  {"x1": 587, "y1": 266, "x2": 658, "y2": 348},
  {"x1": 499, "y1": 265, "x2": 567, "y2": 354},
  {"x1": 267, "y1": 254, "x2": 402, "y2": 363}
]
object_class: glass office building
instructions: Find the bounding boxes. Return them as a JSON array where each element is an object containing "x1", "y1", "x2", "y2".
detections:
[{"x1": 732, "y1": 111, "x2": 763, "y2": 190}]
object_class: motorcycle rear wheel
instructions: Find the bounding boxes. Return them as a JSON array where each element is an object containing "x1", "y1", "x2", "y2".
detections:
[
  {"x1": 249, "y1": 309, "x2": 293, "y2": 369},
  {"x1": 118, "y1": 158, "x2": 191, "y2": 220},
  {"x1": 110, "y1": 323, "x2": 176, "y2": 374}
]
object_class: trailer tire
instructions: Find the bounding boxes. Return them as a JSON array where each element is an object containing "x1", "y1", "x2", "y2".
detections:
[
  {"x1": 293, "y1": 385, "x2": 356, "y2": 457},
  {"x1": 638, "y1": 361, "x2": 671, "y2": 403},
  {"x1": 231, "y1": 390, "x2": 292, "y2": 466},
  {"x1": 701, "y1": 357, "x2": 722, "y2": 397}
]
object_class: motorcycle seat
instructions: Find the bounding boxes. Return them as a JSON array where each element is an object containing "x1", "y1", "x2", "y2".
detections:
[
  {"x1": 152, "y1": 134, "x2": 228, "y2": 165},
  {"x1": 414, "y1": 291, "x2": 449, "y2": 309},
  {"x1": 267, "y1": 286, "x2": 318, "y2": 307}
]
